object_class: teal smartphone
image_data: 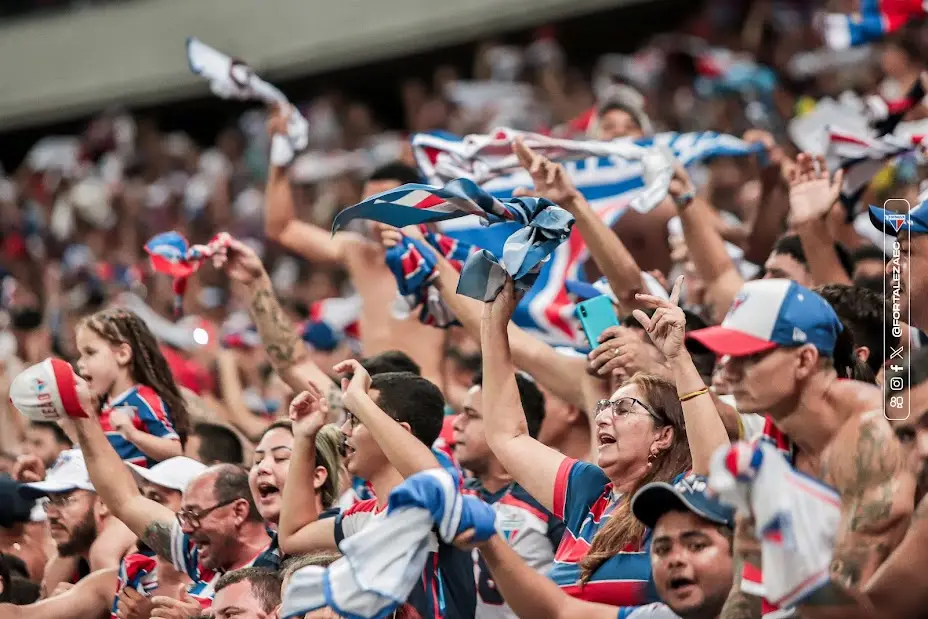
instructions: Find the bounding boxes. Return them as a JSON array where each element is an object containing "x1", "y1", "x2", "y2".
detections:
[{"x1": 575, "y1": 295, "x2": 620, "y2": 348}]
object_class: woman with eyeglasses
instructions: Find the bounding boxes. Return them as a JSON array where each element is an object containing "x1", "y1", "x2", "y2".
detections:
[{"x1": 479, "y1": 278, "x2": 693, "y2": 608}]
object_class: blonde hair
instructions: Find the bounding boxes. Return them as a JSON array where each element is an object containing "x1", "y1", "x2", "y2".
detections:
[
  {"x1": 259, "y1": 422, "x2": 341, "y2": 509},
  {"x1": 578, "y1": 373, "x2": 691, "y2": 584}
]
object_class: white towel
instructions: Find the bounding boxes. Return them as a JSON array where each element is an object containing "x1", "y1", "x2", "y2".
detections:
[
  {"x1": 708, "y1": 442, "x2": 842, "y2": 608},
  {"x1": 281, "y1": 469, "x2": 497, "y2": 619},
  {"x1": 186, "y1": 38, "x2": 308, "y2": 167}
]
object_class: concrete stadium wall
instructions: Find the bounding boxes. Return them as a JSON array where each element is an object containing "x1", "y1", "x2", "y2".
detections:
[{"x1": 0, "y1": 0, "x2": 646, "y2": 130}]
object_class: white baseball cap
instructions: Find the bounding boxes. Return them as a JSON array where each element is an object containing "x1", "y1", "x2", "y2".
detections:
[
  {"x1": 20, "y1": 449, "x2": 95, "y2": 499},
  {"x1": 9, "y1": 358, "x2": 87, "y2": 422},
  {"x1": 128, "y1": 456, "x2": 207, "y2": 492}
]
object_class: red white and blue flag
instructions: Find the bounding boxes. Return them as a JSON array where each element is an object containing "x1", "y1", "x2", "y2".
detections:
[
  {"x1": 408, "y1": 129, "x2": 765, "y2": 345},
  {"x1": 822, "y1": 0, "x2": 928, "y2": 50}
]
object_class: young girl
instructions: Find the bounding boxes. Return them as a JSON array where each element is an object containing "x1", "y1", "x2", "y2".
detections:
[{"x1": 75, "y1": 307, "x2": 190, "y2": 467}]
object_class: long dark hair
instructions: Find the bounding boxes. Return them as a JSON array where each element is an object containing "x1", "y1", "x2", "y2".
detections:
[
  {"x1": 579, "y1": 373, "x2": 692, "y2": 584},
  {"x1": 79, "y1": 307, "x2": 190, "y2": 447}
]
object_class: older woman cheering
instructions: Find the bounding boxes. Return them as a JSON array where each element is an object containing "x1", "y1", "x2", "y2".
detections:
[{"x1": 479, "y1": 277, "x2": 691, "y2": 607}]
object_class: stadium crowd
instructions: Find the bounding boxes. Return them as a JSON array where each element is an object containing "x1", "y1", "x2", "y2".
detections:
[{"x1": 3, "y1": 1, "x2": 928, "y2": 618}]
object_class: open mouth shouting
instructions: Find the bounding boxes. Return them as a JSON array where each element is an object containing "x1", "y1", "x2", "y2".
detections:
[
  {"x1": 256, "y1": 480, "x2": 280, "y2": 504},
  {"x1": 597, "y1": 431, "x2": 617, "y2": 449}
]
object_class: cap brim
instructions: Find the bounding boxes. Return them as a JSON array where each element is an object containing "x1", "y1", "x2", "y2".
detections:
[
  {"x1": 631, "y1": 482, "x2": 729, "y2": 529},
  {"x1": 686, "y1": 326, "x2": 777, "y2": 358},
  {"x1": 19, "y1": 480, "x2": 81, "y2": 499},
  {"x1": 869, "y1": 205, "x2": 928, "y2": 237}
]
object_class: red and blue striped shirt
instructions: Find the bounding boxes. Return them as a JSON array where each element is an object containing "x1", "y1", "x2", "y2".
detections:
[
  {"x1": 100, "y1": 385, "x2": 179, "y2": 468},
  {"x1": 549, "y1": 458, "x2": 657, "y2": 607}
]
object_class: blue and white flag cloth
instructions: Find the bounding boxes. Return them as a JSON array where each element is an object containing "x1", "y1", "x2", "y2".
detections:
[
  {"x1": 821, "y1": 0, "x2": 928, "y2": 50},
  {"x1": 281, "y1": 468, "x2": 497, "y2": 619},
  {"x1": 334, "y1": 178, "x2": 575, "y2": 303},
  {"x1": 409, "y1": 128, "x2": 764, "y2": 346},
  {"x1": 186, "y1": 38, "x2": 308, "y2": 167}
]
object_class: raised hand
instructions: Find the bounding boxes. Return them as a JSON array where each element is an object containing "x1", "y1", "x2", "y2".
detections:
[
  {"x1": 332, "y1": 359, "x2": 373, "y2": 410},
  {"x1": 668, "y1": 159, "x2": 696, "y2": 208},
  {"x1": 12, "y1": 453, "x2": 46, "y2": 483},
  {"x1": 116, "y1": 586, "x2": 154, "y2": 619},
  {"x1": 587, "y1": 325, "x2": 668, "y2": 379},
  {"x1": 787, "y1": 153, "x2": 844, "y2": 225},
  {"x1": 149, "y1": 584, "x2": 202, "y2": 619},
  {"x1": 288, "y1": 388, "x2": 329, "y2": 439},
  {"x1": 372, "y1": 222, "x2": 426, "y2": 249},
  {"x1": 631, "y1": 275, "x2": 687, "y2": 361},
  {"x1": 211, "y1": 236, "x2": 266, "y2": 285},
  {"x1": 483, "y1": 276, "x2": 520, "y2": 328},
  {"x1": 512, "y1": 137, "x2": 582, "y2": 208},
  {"x1": 267, "y1": 103, "x2": 290, "y2": 137}
]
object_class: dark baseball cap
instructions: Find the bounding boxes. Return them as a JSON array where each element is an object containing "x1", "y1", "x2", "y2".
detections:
[
  {"x1": 632, "y1": 473, "x2": 734, "y2": 530},
  {"x1": 0, "y1": 475, "x2": 36, "y2": 529}
]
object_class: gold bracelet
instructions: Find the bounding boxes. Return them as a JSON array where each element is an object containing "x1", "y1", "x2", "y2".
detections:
[{"x1": 679, "y1": 387, "x2": 710, "y2": 402}]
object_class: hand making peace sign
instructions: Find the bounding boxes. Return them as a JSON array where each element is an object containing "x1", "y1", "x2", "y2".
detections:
[{"x1": 632, "y1": 275, "x2": 687, "y2": 361}]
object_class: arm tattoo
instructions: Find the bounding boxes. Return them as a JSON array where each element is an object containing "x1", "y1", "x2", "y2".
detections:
[
  {"x1": 248, "y1": 277, "x2": 304, "y2": 371},
  {"x1": 141, "y1": 519, "x2": 175, "y2": 562},
  {"x1": 826, "y1": 415, "x2": 907, "y2": 590}
]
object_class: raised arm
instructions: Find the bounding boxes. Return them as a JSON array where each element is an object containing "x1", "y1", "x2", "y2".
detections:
[
  {"x1": 788, "y1": 153, "x2": 852, "y2": 286},
  {"x1": 263, "y1": 107, "x2": 353, "y2": 266},
  {"x1": 673, "y1": 163, "x2": 744, "y2": 322},
  {"x1": 277, "y1": 390, "x2": 338, "y2": 555},
  {"x1": 588, "y1": 277, "x2": 729, "y2": 474},
  {"x1": 429, "y1": 251, "x2": 588, "y2": 410},
  {"x1": 480, "y1": 278, "x2": 571, "y2": 513},
  {"x1": 67, "y1": 386, "x2": 178, "y2": 565},
  {"x1": 513, "y1": 138, "x2": 649, "y2": 316},
  {"x1": 334, "y1": 360, "x2": 440, "y2": 478},
  {"x1": 213, "y1": 236, "x2": 336, "y2": 396}
]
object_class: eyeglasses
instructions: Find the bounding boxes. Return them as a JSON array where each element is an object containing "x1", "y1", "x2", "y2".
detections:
[
  {"x1": 176, "y1": 498, "x2": 239, "y2": 530},
  {"x1": 45, "y1": 492, "x2": 83, "y2": 511},
  {"x1": 595, "y1": 397, "x2": 663, "y2": 424}
]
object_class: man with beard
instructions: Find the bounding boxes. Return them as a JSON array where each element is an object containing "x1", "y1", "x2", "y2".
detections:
[
  {"x1": 18, "y1": 451, "x2": 107, "y2": 589},
  {"x1": 62, "y1": 389, "x2": 279, "y2": 609},
  {"x1": 687, "y1": 278, "x2": 914, "y2": 614}
]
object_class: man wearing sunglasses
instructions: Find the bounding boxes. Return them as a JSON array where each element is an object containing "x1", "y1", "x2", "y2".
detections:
[
  {"x1": 687, "y1": 278, "x2": 914, "y2": 616},
  {"x1": 62, "y1": 380, "x2": 280, "y2": 610}
]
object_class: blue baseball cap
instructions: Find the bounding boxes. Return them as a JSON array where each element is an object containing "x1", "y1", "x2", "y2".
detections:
[
  {"x1": 632, "y1": 473, "x2": 734, "y2": 530},
  {"x1": 869, "y1": 200, "x2": 928, "y2": 236},
  {"x1": 686, "y1": 279, "x2": 843, "y2": 358}
]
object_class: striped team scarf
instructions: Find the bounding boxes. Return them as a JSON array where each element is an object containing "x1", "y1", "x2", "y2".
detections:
[
  {"x1": 384, "y1": 231, "x2": 478, "y2": 327},
  {"x1": 822, "y1": 0, "x2": 928, "y2": 50},
  {"x1": 281, "y1": 469, "x2": 496, "y2": 619},
  {"x1": 411, "y1": 129, "x2": 764, "y2": 345},
  {"x1": 145, "y1": 232, "x2": 231, "y2": 318},
  {"x1": 333, "y1": 178, "x2": 575, "y2": 303},
  {"x1": 186, "y1": 38, "x2": 308, "y2": 167}
]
